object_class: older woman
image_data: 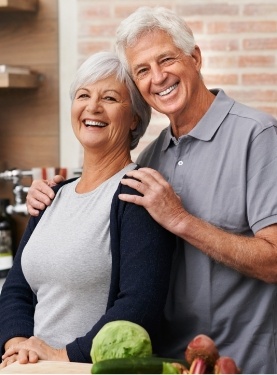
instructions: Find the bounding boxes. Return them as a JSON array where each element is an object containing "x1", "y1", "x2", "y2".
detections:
[{"x1": 0, "y1": 51, "x2": 174, "y2": 367}]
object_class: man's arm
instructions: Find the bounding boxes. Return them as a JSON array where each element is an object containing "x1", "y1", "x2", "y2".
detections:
[
  {"x1": 26, "y1": 175, "x2": 64, "y2": 216},
  {"x1": 119, "y1": 167, "x2": 277, "y2": 284}
]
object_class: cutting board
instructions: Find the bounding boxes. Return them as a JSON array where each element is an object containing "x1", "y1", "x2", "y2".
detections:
[{"x1": 0, "y1": 360, "x2": 92, "y2": 374}]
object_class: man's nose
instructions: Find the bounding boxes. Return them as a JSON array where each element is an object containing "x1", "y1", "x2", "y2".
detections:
[{"x1": 151, "y1": 65, "x2": 166, "y2": 84}]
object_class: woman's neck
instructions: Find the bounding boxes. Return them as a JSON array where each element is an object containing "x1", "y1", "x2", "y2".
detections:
[{"x1": 76, "y1": 151, "x2": 133, "y2": 193}]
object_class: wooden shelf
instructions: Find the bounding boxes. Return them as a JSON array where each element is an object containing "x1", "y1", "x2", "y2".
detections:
[
  {"x1": 0, "y1": 0, "x2": 37, "y2": 12},
  {"x1": 0, "y1": 72, "x2": 41, "y2": 88}
]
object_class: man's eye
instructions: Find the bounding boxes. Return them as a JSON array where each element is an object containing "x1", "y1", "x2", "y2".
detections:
[
  {"x1": 161, "y1": 57, "x2": 173, "y2": 64},
  {"x1": 161, "y1": 57, "x2": 177, "y2": 66},
  {"x1": 136, "y1": 68, "x2": 148, "y2": 79}
]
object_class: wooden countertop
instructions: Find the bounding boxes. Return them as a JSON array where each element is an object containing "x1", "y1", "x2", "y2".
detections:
[{"x1": 0, "y1": 360, "x2": 92, "y2": 374}]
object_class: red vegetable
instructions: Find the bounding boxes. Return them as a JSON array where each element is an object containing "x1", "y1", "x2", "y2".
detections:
[
  {"x1": 214, "y1": 356, "x2": 241, "y2": 374},
  {"x1": 185, "y1": 334, "x2": 219, "y2": 374}
]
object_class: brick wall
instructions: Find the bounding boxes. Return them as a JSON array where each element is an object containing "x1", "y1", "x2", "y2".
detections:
[{"x1": 76, "y1": 0, "x2": 277, "y2": 160}]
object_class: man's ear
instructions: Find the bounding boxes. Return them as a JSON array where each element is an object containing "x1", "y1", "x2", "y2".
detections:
[{"x1": 191, "y1": 45, "x2": 202, "y2": 72}]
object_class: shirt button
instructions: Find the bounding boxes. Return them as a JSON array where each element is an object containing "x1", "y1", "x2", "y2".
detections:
[{"x1": 178, "y1": 161, "x2": 183, "y2": 166}]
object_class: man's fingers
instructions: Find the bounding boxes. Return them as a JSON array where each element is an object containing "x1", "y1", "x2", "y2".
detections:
[
  {"x1": 33, "y1": 180, "x2": 55, "y2": 200},
  {"x1": 26, "y1": 195, "x2": 48, "y2": 216},
  {"x1": 120, "y1": 177, "x2": 147, "y2": 195},
  {"x1": 26, "y1": 179, "x2": 56, "y2": 215},
  {"x1": 118, "y1": 193, "x2": 144, "y2": 206},
  {"x1": 125, "y1": 167, "x2": 167, "y2": 186},
  {"x1": 53, "y1": 175, "x2": 65, "y2": 185}
]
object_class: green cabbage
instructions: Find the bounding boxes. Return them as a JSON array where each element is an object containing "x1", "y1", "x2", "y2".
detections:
[{"x1": 91, "y1": 320, "x2": 152, "y2": 363}]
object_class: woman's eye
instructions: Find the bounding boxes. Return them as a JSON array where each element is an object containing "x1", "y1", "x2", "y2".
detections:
[
  {"x1": 104, "y1": 96, "x2": 117, "y2": 102},
  {"x1": 77, "y1": 93, "x2": 89, "y2": 99}
]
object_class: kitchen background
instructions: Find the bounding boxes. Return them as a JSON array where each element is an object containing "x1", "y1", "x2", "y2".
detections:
[{"x1": 0, "y1": 0, "x2": 277, "y2": 248}]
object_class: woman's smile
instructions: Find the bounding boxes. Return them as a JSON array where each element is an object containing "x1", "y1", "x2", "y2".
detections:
[{"x1": 83, "y1": 119, "x2": 108, "y2": 128}]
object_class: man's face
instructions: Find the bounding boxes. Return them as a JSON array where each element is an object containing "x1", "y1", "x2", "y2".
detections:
[{"x1": 125, "y1": 29, "x2": 202, "y2": 118}]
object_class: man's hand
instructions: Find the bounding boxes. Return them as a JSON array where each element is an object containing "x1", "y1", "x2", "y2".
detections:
[
  {"x1": 119, "y1": 167, "x2": 188, "y2": 233},
  {"x1": 1, "y1": 336, "x2": 69, "y2": 367},
  {"x1": 26, "y1": 175, "x2": 64, "y2": 216},
  {"x1": 119, "y1": 168, "x2": 277, "y2": 283}
]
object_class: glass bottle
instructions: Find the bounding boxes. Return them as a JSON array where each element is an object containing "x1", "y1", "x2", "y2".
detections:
[{"x1": 0, "y1": 199, "x2": 13, "y2": 278}]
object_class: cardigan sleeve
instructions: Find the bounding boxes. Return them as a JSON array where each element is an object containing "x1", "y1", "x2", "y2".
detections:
[
  {"x1": 0, "y1": 180, "x2": 75, "y2": 356},
  {"x1": 66, "y1": 180, "x2": 175, "y2": 363},
  {"x1": 0, "y1": 214, "x2": 41, "y2": 355}
]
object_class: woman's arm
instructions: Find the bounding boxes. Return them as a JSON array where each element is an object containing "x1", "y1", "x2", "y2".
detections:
[
  {"x1": 2, "y1": 337, "x2": 68, "y2": 368},
  {"x1": 0, "y1": 216, "x2": 40, "y2": 355},
  {"x1": 2, "y1": 180, "x2": 174, "y2": 364},
  {"x1": 4, "y1": 338, "x2": 27, "y2": 351},
  {"x1": 65, "y1": 182, "x2": 175, "y2": 363}
]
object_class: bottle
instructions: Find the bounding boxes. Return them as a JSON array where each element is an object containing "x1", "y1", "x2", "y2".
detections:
[{"x1": 0, "y1": 199, "x2": 13, "y2": 278}]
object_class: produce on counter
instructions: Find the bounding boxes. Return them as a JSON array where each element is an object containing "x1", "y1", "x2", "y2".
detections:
[
  {"x1": 185, "y1": 334, "x2": 219, "y2": 373},
  {"x1": 90, "y1": 320, "x2": 152, "y2": 363},
  {"x1": 214, "y1": 356, "x2": 241, "y2": 374},
  {"x1": 185, "y1": 334, "x2": 241, "y2": 374},
  {"x1": 90, "y1": 321, "x2": 241, "y2": 374},
  {"x1": 91, "y1": 357, "x2": 188, "y2": 374}
]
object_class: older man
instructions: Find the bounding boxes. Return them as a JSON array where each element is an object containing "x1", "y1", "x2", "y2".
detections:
[
  {"x1": 26, "y1": 6, "x2": 277, "y2": 373},
  {"x1": 115, "y1": 6, "x2": 277, "y2": 374}
]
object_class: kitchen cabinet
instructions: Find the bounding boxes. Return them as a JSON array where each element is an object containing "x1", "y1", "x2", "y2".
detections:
[
  {"x1": 0, "y1": 0, "x2": 40, "y2": 88},
  {"x1": 0, "y1": 0, "x2": 37, "y2": 12},
  {"x1": 0, "y1": 71, "x2": 41, "y2": 88},
  {"x1": 0, "y1": 0, "x2": 59, "y2": 247}
]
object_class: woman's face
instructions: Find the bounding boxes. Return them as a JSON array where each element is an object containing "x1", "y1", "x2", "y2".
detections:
[{"x1": 71, "y1": 75, "x2": 137, "y2": 153}]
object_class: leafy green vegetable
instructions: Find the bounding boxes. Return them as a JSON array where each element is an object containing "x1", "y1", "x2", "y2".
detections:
[
  {"x1": 162, "y1": 362, "x2": 180, "y2": 374},
  {"x1": 91, "y1": 320, "x2": 152, "y2": 363}
]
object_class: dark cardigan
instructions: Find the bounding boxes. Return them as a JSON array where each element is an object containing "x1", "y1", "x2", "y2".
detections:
[{"x1": 0, "y1": 174, "x2": 174, "y2": 363}]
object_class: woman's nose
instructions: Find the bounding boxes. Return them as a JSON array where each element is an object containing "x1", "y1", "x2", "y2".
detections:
[{"x1": 86, "y1": 98, "x2": 103, "y2": 113}]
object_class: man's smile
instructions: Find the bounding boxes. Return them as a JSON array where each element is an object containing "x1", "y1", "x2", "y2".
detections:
[{"x1": 157, "y1": 82, "x2": 179, "y2": 97}]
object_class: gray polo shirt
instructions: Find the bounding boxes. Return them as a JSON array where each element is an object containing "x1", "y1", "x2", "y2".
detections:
[{"x1": 137, "y1": 89, "x2": 277, "y2": 374}]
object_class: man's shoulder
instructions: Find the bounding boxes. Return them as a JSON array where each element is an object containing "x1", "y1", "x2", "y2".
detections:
[
  {"x1": 213, "y1": 89, "x2": 277, "y2": 129},
  {"x1": 230, "y1": 98, "x2": 277, "y2": 129}
]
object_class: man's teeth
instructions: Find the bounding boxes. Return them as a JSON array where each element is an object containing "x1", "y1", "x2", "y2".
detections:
[
  {"x1": 85, "y1": 120, "x2": 107, "y2": 127},
  {"x1": 158, "y1": 83, "x2": 178, "y2": 96}
]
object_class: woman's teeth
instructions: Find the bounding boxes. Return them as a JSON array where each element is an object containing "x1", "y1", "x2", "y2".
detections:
[
  {"x1": 85, "y1": 120, "x2": 107, "y2": 127},
  {"x1": 158, "y1": 83, "x2": 178, "y2": 96}
]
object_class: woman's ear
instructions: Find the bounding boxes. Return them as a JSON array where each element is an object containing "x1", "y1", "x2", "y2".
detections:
[{"x1": 130, "y1": 114, "x2": 139, "y2": 131}]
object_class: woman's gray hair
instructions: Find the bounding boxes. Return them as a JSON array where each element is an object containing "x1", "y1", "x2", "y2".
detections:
[
  {"x1": 70, "y1": 51, "x2": 151, "y2": 150},
  {"x1": 115, "y1": 6, "x2": 196, "y2": 73}
]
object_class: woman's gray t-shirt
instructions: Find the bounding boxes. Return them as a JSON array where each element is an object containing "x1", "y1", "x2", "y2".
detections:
[{"x1": 21, "y1": 163, "x2": 136, "y2": 348}]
